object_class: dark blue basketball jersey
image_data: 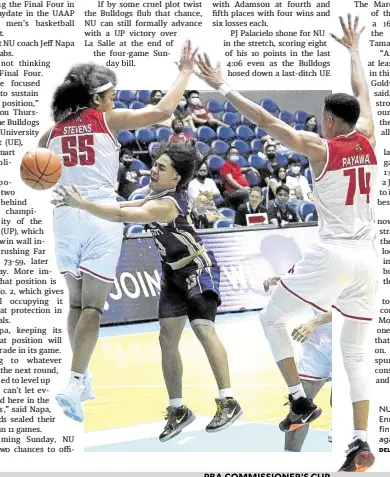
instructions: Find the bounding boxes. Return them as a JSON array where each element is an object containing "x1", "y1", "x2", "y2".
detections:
[{"x1": 145, "y1": 189, "x2": 215, "y2": 269}]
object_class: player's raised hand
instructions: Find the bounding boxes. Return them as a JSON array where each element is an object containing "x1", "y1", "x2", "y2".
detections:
[
  {"x1": 51, "y1": 184, "x2": 85, "y2": 209},
  {"x1": 177, "y1": 40, "x2": 199, "y2": 74},
  {"x1": 330, "y1": 14, "x2": 365, "y2": 51},
  {"x1": 196, "y1": 53, "x2": 223, "y2": 90}
]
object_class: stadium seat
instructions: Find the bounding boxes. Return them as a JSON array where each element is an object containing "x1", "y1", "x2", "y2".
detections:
[
  {"x1": 217, "y1": 126, "x2": 236, "y2": 141},
  {"x1": 148, "y1": 142, "x2": 160, "y2": 156},
  {"x1": 289, "y1": 152, "x2": 309, "y2": 167},
  {"x1": 214, "y1": 219, "x2": 232, "y2": 228},
  {"x1": 214, "y1": 196, "x2": 224, "y2": 207},
  {"x1": 136, "y1": 90, "x2": 151, "y2": 103},
  {"x1": 237, "y1": 155, "x2": 248, "y2": 167},
  {"x1": 223, "y1": 101, "x2": 237, "y2": 113},
  {"x1": 279, "y1": 110, "x2": 296, "y2": 125},
  {"x1": 195, "y1": 141, "x2": 211, "y2": 156},
  {"x1": 241, "y1": 115, "x2": 252, "y2": 126},
  {"x1": 117, "y1": 90, "x2": 136, "y2": 104},
  {"x1": 118, "y1": 130, "x2": 135, "y2": 145},
  {"x1": 131, "y1": 159, "x2": 148, "y2": 170},
  {"x1": 197, "y1": 126, "x2": 216, "y2": 142},
  {"x1": 245, "y1": 170, "x2": 260, "y2": 186},
  {"x1": 114, "y1": 100, "x2": 127, "y2": 109},
  {"x1": 206, "y1": 99, "x2": 223, "y2": 113},
  {"x1": 129, "y1": 101, "x2": 145, "y2": 110},
  {"x1": 135, "y1": 128, "x2": 155, "y2": 144},
  {"x1": 304, "y1": 167, "x2": 312, "y2": 184},
  {"x1": 294, "y1": 123, "x2": 305, "y2": 130},
  {"x1": 249, "y1": 154, "x2": 267, "y2": 169},
  {"x1": 236, "y1": 125, "x2": 255, "y2": 141},
  {"x1": 124, "y1": 224, "x2": 144, "y2": 236},
  {"x1": 299, "y1": 202, "x2": 316, "y2": 220},
  {"x1": 139, "y1": 175, "x2": 150, "y2": 187},
  {"x1": 218, "y1": 207, "x2": 235, "y2": 218},
  {"x1": 275, "y1": 153, "x2": 288, "y2": 166},
  {"x1": 260, "y1": 98, "x2": 280, "y2": 116},
  {"x1": 211, "y1": 139, "x2": 229, "y2": 156},
  {"x1": 222, "y1": 112, "x2": 240, "y2": 127},
  {"x1": 295, "y1": 110, "x2": 309, "y2": 124},
  {"x1": 305, "y1": 213, "x2": 314, "y2": 222},
  {"x1": 254, "y1": 127, "x2": 268, "y2": 139},
  {"x1": 183, "y1": 127, "x2": 195, "y2": 138},
  {"x1": 250, "y1": 139, "x2": 262, "y2": 153},
  {"x1": 231, "y1": 139, "x2": 250, "y2": 155},
  {"x1": 156, "y1": 127, "x2": 173, "y2": 141},
  {"x1": 207, "y1": 155, "x2": 225, "y2": 173}
]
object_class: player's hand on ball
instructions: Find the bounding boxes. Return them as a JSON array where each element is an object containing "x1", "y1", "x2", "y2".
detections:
[
  {"x1": 292, "y1": 322, "x2": 316, "y2": 343},
  {"x1": 51, "y1": 184, "x2": 85, "y2": 209},
  {"x1": 330, "y1": 14, "x2": 365, "y2": 51},
  {"x1": 196, "y1": 54, "x2": 223, "y2": 90},
  {"x1": 177, "y1": 40, "x2": 199, "y2": 74}
]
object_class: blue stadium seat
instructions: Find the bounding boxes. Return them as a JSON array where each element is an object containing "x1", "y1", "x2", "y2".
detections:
[
  {"x1": 218, "y1": 207, "x2": 235, "y2": 218},
  {"x1": 114, "y1": 100, "x2": 127, "y2": 109},
  {"x1": 295, "y1": 110, "x2": 309, "y2": 124},
  {"x1": 197, "y1": 126, "x2": 216, "y2": 142},
  {"x1": 299, "y1": 202, "x2": 316, "y2": 220},
  {"x1": 241, "y1": 115, "x2": 252, "y2": 126},
  {"x1": 289, "y1": 152, "x2": 309, "y2": 167},
  {"x1": 304, "y1": 167, "x2": 312, "y2": 184},
  {"x1": 124, "y1": 224, "x2": 144, "y2": 236},
  {"x1": 249, "y1": 154, "x2": 267, "y2": 169},
  {"x1": 275, "y1": 153, "x2": 288, "y2": 166},
  {"x1": 211, "y1": 139, "x2": 229, "y2": 156},
  {"x1": 131, "y1": 159, "x2": 148, "y2": 170},
  {"x1": 118, "y1": 130, "x2": 135, "y2": 145},
  {"x1": 214, "y1": 219, "x2": 232, "y2": 228},
  {"x1": 135, "y1": 128, "x2": 155, "y2": 144},
  {"x1": 214, "y1": 196, "x2": 224, "y2": 207},
  {"x1": 130, "y1": 195, "x2": 146, "y2": 202},
  {"x1": 117, "y1": 90, "x2": 136, "y2": 104},
  {"x1": 156, "y1": 127, "x2": 173, "y2": 141},
  {"x1": 222, "y1": 112, "x2": 240, "y2": 127},
  {"x1": 217, "y1": 126, "x2": 236, "y2": 141},
  {"x1": 195, "y1": 141, "x2": 211, "y2": 156},
  {"x1": 148, "y1": 141, "x2": 160, "y2": 156},
  {"x1": 136, "y1": 90, "x2": 151, "y2": 103},
  {"x1": 223, "y1": 101, "x2": 237, "y2": 113},
  {"x1": 305, "y1": 213, "x2": 314, "y2": 222},
  {"x1": 139, "y1": 175, "x2": 150, "y2": 187},
  {"x1": 260, "y1": 98, "x2": 280, "y2": 115},
  {"x1": 129, "y1": 101, "x2": 145, "y2": 110},
  {"x1": 231, "y1": 139, "x2": 250, "y2": 155},
  {"x1": 294, "y1": 123, "x2": 305, "y2": 130},
  {"x1": 250, "y1": 139, "x2": 262, "y2": 153},
  {"x1": 236, "y1": 125, "x2": 255, "y2": 141},
  {"x1": 254, "y1": 127, "x2": 268, "y2": 139},
  {"x1": 183, "y1": 126, "x2": 195, "y2": 138},
  {"x1": 245, "y1": 170, "x2": 260, "y2": 186},
  {"x1": 207, "y1": 155, "x2": 225, "y2": 173},
  {"x1": 237, "y1": 155, "x2": 248, "y2": 167},
  {"x1": 206, "y1": 99, "x2": 223, "y2": 113},
  {"x1": 279, "y1": 110, "x2": 296, "y2": 125}
]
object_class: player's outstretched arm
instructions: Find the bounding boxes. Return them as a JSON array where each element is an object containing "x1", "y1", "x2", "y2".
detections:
[
  {"x1": 52, "y1": 185, "x2": 178, "y2": 224},
  {"x1": 331, "y1": 14, "x2": 375, "y2": 147},
  {"x1": 196, "y1": 54, "x2": 326, "y2": 166},
  {"x1": 107, "y1": 40, "x2": 198, "y2": 132},
  {"x1": 292, "y1": 310, "x2": 332, "y2": 343}
]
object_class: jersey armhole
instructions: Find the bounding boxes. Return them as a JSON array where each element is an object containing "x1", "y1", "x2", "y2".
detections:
[
  {"x1": 314, "y1": 139, "x2": 329, "y2": 183},
  {"x1": 45, "y1": 124, "x2": 56, "y2": 147},
  {"x1": 102, "y1": 112, "x2": 119, "y2": 147},
  {"x1": 159, "y1": 196, "x2": 185, "y2": 216}
]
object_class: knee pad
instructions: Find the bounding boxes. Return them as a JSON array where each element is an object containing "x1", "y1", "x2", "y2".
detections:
[
  {"x1": 188, "y1": 292, "x2": 217, "y2": 328},
  {"x1": 82, "y1": 306, "x2": 103, "y2": 315}
]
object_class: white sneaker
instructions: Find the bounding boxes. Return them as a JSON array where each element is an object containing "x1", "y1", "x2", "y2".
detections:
[
  {"x1": 328, "y1": 429, "x2": 332, "y2": 443},
  {"x1": 81, "y1": 371, "x2": 95, "y2": 402},
  {"x1": 55, "y1": 378, "x2": 84, "y2": 422}
]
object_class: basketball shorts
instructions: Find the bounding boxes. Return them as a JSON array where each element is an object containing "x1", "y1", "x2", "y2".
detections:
[
  {"x1": 159, "y1": 251, "x2": 221, "y2": 319},
  {"x1": 297, "y1": 323, "x2": 332, "y2": 381},
  {"x1": 53, "y1": 202, "x2": 123, "y2": 283},
  {"x1": 270, "y1": 240, "x2": 377, "y2": 322}
]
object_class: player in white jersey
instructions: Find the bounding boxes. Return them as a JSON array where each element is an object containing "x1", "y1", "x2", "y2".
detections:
[
  {"x1": 197, "y1": 15, "x2": 376, "y2": 471},
  {"x1": 38, "y1": 41, "x2": 199, "y2": 422}
]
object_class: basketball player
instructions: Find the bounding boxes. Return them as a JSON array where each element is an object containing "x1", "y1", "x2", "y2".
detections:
[
  {"x1": 264, "y1": 276, "x2": 332, "y2": 452},
  {"x1": 53, "y1": 142, "x2": 243, "y2": 441},
  {"x1": 197, "y1": 15, "x2": 376, "y2": 471},
  {"x1": 39, "y1": 41, "x2": 198, "y2": 423}
]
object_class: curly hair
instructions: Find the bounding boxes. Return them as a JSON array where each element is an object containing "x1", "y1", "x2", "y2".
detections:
[{"x1": 324, "y1": 93, "x2": 360, "y2": 127}]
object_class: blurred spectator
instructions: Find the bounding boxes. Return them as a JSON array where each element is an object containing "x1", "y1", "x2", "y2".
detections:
[
  {"x1": 145, "y1": 90, "x2": 175, "y2": 128},
  {"x1": 169, "y1": 119, "x2": 193, "y2": 144},
  {"x1": 268, "y1": 165, "x2": 287, "y2": 202},
  {"x1": 149, "y1": 90, "x2": 163, "y2": 105},
  {"x1": 188, "y1": 163, "x2": 221, "y2": 206},
  {"x1": 234, "y1": 187, "x2": 267, "y2": 226},
  {"x1": 259, "y1": 142, "x2": 279, "y2": 186},
  {"x1": 116, "y1": 148, "x2": 150, "y2": 200},
  {"x1": 174, "y1": 95, "x2": 196, "y2": 131},
  {"x1": 186, "y1": 90, "x2": 227, "y2": 128},
  {"x1": 267, "y1": 185, "x2": 299, "y2": 226},
  {"x1": 304, "y1": 114, "x2": 319, "y2": 134},
  {"x1": 286, "y1": 157, "x2": 313, "y2": 202},
  {"x1": 289, "y1": 188, "x2": 298, "y2": 202},
  {"x1": 220, "y1": 147, "x2": 251, "y2": 209},
  {"x1": 312, "y1": 208, "x2": 318, "y2": 221},
  {"x1": 261, "y1": 135, "x2": 292, "y2": 156},
  {"x1": 190, "y1": 192, "x2": 221, "y2": 229}
]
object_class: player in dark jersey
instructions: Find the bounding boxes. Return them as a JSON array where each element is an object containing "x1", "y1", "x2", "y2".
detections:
[{"x1": 53, "y1": 141, "x2": 243, "y2": 441}]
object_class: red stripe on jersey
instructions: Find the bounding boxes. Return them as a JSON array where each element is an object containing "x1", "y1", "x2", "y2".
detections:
[
  {"x1": 280, "y1": 279, "x2": 328, "y2": 312},
  {"x1": 331, "y1": 304, "x2": 372, "y2": 321},
  {"x1": 316, "y1": 132, "x2": 376, "y2": 183}
]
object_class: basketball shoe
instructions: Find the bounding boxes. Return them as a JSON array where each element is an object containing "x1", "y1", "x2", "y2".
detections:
[
  {"x1": 55, "y1": 377, "x2": 84, "y2": 423},
  {"x1": 338, "y1": 439, "x2": 375, "y2": 472},
  {"x1": 279, "y1": 395, "x2": 322, "y2": 432},
  {"x1": 81, "y1": 370, "x2": 95, "y2": 402},
  {"x1": 159, "y1": 406, "x2": 196, "y2": 442},
  {"x1": 206, "y1": 398, "x2": 243, "y2": 432}
]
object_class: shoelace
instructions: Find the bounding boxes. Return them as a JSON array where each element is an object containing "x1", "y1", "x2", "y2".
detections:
[{"x1": 214, "y1": 402, "x2": 224, "y2": 420}]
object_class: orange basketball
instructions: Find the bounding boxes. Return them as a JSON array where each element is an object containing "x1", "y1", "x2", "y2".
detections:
[{"x1": 20, "y1": 148, "x2": 62, "y2": 190}]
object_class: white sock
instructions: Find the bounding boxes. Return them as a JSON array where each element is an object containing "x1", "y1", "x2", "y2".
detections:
[
  {"x1": 70, "y1": 371, "x2": 84, "y2": 381},
  {"x1": 352, "y1": 430, "x2": 367, "y2": 442},
  {"x1": 288, "y1": 383, "x2": 306, "y2": 400},
  {"x1": 84, "y1": 369, "x2": 91, "y2": 379},
  {"x1": 219, "y1": 388, "x2": 233, "y2": 399},
  {"x1": 169, "y1": 398, "x2": 183, "y2": 408}
]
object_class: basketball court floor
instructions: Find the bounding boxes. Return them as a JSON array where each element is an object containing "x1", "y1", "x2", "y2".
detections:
[{"x1": 84, "y1": 311, "x2": 331, "y2": 452}]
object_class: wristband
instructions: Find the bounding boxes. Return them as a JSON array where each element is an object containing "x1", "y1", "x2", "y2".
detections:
[{"x1": 218, "y1": 83, "x2": 232, "y2": 96}]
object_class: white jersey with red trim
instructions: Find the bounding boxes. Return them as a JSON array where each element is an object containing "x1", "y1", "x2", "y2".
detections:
[
  {"x1": 312, "y1": 131, "x2": 377, "y2": 241},
  {"x1": 47, "y1": 108, "x2": 118, "y2": 199}
]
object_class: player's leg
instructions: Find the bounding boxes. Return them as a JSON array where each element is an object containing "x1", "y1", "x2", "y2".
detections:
[{"x1": 64, "y1": 274, "x2": 82, "y2": 349}]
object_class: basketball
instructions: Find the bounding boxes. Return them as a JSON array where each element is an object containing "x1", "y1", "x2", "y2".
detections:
[{"x1": 20, "y1": 148, "x2": 62, "y2": 190}]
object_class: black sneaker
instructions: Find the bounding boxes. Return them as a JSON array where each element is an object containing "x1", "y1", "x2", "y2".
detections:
[
  {"x1": 279, "y1": 394, "x2": 322, "y2": 432},
  {"x1": 338, "y1": 439, "x2": 375, "y2": 472},
  {"x1": 206, "y1": 398, "x2": 243, "y2": 432},
  {"x1": 159, "y1": 406, "x2": 196, "y2": 442}
]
